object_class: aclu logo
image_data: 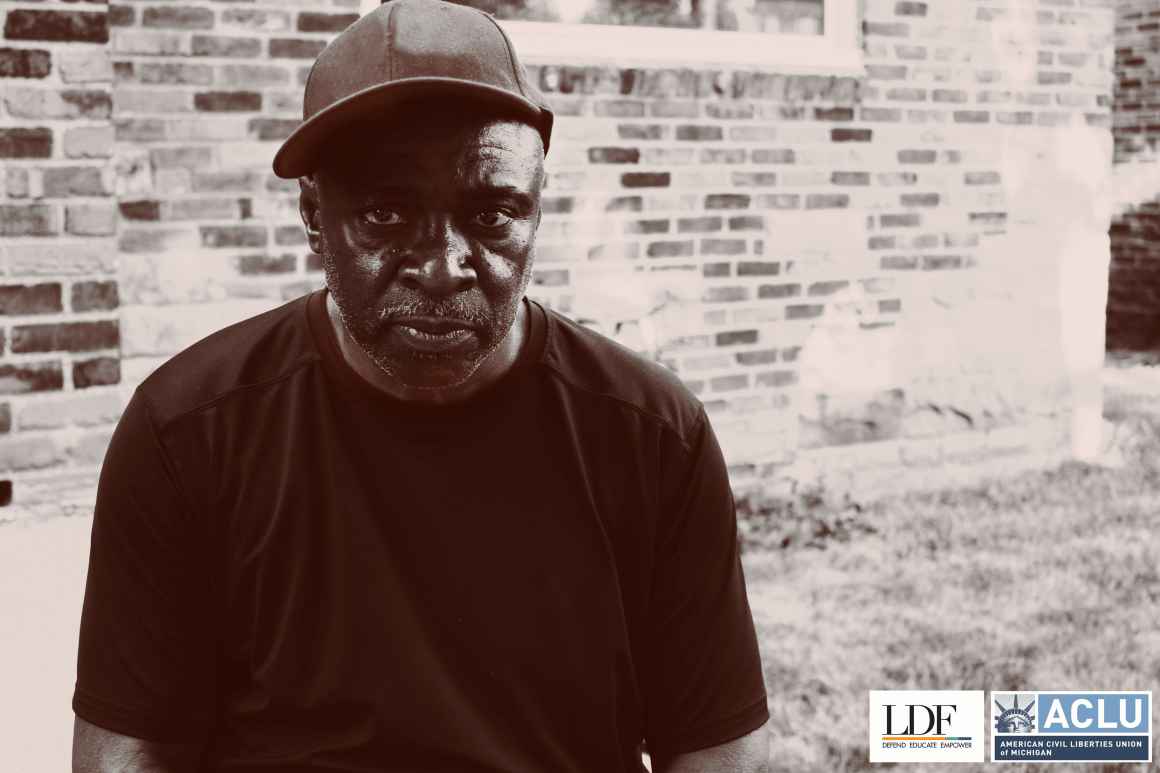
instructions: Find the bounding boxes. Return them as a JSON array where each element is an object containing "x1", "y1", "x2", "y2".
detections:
[
  {"x1": 869, "y1": 690, "x2": 984, "y2": 763},
  {"x1": 992, "y1": 691, "x2": 1152, "y2": 763}
]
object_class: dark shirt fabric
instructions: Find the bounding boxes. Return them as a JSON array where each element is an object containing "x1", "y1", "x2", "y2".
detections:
[{"x1": 73, "y1": 289, "x2": 769, "y2": 772}]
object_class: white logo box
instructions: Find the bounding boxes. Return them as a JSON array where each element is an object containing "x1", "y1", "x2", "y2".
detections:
[{"x1": 869, "y1": 690, "x2": 985, "y2": 763}]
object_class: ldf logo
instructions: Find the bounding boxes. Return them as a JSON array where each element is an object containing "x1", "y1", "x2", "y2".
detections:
[
  {"x1": 885, "y1": 703, "x2": 958, "y2": 736},
  {"x1": 869, "y1": 690, "x2": 984, "y2": 763}
]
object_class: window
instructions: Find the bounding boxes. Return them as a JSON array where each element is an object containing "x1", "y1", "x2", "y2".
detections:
[{"x1": 359, "y1": 0, "x2": 861, "y2": 73}]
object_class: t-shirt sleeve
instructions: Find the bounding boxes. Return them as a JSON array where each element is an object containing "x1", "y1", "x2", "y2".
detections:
[
  {"x1": 73, "y1": 389, "x2": 217, "y2": 743},
  {"x1": 642, "y1": 407, "x2": 769, "y2": 759}
]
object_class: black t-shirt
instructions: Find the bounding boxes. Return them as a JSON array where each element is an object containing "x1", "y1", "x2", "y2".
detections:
[{"x1": 74, "y1": 289, "x2": 769, "y2": 772}]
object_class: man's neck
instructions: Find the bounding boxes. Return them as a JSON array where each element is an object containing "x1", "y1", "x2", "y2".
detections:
[{"x1": 324, "y1": 292, "x2": 528, "y2": 405}]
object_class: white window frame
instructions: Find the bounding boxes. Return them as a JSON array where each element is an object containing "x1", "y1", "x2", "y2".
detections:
[{"x1": 360, "y1": 0, "x2": 862, "y2": 75}]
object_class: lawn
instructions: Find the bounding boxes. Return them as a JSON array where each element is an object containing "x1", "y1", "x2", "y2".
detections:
[{"x1": 741, "y1": 361, "x2": 1160, "y2": 772}]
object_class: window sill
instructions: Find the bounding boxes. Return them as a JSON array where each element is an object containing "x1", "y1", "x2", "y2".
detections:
[{"x1": 501, "y1": 20, "x2": 864, "y2": 76}]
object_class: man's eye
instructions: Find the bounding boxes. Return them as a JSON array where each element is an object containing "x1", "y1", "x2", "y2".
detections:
[
  {"x1": 361, "y1": 208, "x2": 404, "y2": 226},
  {"x1": 473, "y1": 210, "x2": 512, "y2": 229}
]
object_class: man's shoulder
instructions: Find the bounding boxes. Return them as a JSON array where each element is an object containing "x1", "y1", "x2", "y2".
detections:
[
  {"x1": 539, "y1": 304, "x2": 704, "y2": 445},
  {"x1": 137, "y1": 292, "x2": 320, "y2": 428}
]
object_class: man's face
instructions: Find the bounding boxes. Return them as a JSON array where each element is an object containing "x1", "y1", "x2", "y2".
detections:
[{"x1": 305, "y1": 105, "x2": 544, "y2": 392}]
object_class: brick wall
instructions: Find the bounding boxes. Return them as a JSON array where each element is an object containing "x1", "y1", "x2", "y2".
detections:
[
  {"x1": 1109, "y1": 0, "x2": 1160, "y2": 350},
  {"x1": 0, "y1": 2, "x2": 120, "y2": 511},
  {"x1": 0, "y1": 0, "x2": 1116, "y2": 511}
]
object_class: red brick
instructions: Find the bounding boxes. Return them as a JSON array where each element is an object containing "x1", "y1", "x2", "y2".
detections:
[
  {"x1": 831, "y1": 128, "x2": 872, "y2": 142},
  {"x1": 0, "y1": 48, "x2": 51, "y2": 79},
  {"x1": 0, "y1": 128, "x2": 52, "y2": 158},
  {"x1": 0, "y1": 361, "x2": 63, "y2": 395},
  {"x1": 0, "y1": 284, "x2": 62, "y2": 315},
  {"x1": 588, "y1": 147, "x2": 640, "y2": 164},
  {"x1": 73, "y1": 357, "x2": 120, "y2": 389},
  {"x1": 0, "y1": 405, "x2": 9, "y2": 435},
  {"x1": 119, "y1": 200, "x2": 160, "y2": 221},
  {"x1": 71, "y1": 281, "x2": 119, "y2": 312},
  {"x1": 815, "y1": 106, "x2": 854, "y2": 121},
  {"x1": 12, "y1": 321, "x2": 119, "y2": 354},
  {"x1": 619, "y1": 172, "x2": 668, "y2": 189},
  {"x1": 297, "y1": 12, "x2": 360, "y2": 33},
  {"x1": 195, "y1": 91, "x2": 262, "y2": 112},
  {"x1": 4, "y1": 10, "x2": 107, "y2": 44}
]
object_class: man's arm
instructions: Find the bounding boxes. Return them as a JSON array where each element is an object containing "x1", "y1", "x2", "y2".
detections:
[
  {"x1": 653, "y1": 723, "x2": 769, "y2": 773},
  {"x1": 72, "y1": 717, "x2": 204, "y2": 773}
]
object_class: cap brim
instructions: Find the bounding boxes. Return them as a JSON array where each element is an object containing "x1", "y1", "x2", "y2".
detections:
[{"x1": 271, "y1": 77, "x2": 553, "y2": 179}]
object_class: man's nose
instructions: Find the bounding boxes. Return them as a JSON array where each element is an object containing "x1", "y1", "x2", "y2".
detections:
[{"x1": 397, "y1": 218, "x2": 476, "y2": 297}]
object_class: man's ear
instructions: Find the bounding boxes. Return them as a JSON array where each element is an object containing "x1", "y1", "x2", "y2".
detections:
[{"x1": 298, "y1": 175, "x2": 324, "y2": 255}]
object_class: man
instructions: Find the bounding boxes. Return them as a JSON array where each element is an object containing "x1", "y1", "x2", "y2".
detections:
[{"x1": 72, "y1": 1, "x2": 769, "y2": 770}]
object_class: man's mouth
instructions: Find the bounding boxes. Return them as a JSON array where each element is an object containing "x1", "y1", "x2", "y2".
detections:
[{"x1": 389, "y1": 316, "x2": 478, "y2": 353}]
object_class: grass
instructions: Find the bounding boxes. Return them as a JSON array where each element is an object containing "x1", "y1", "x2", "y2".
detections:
[{"x1": 740, "y1": 363, "x2": 1160, "y2": 772}]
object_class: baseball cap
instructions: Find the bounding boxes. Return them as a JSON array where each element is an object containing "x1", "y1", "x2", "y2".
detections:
[{"x1": 272, "y1": 0, "x2": 554, "y2": 179}]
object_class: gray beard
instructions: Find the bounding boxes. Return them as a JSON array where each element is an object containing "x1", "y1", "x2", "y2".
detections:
[{"x1": 320, "y1": 247, "x2": 530, "y2": 391}]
